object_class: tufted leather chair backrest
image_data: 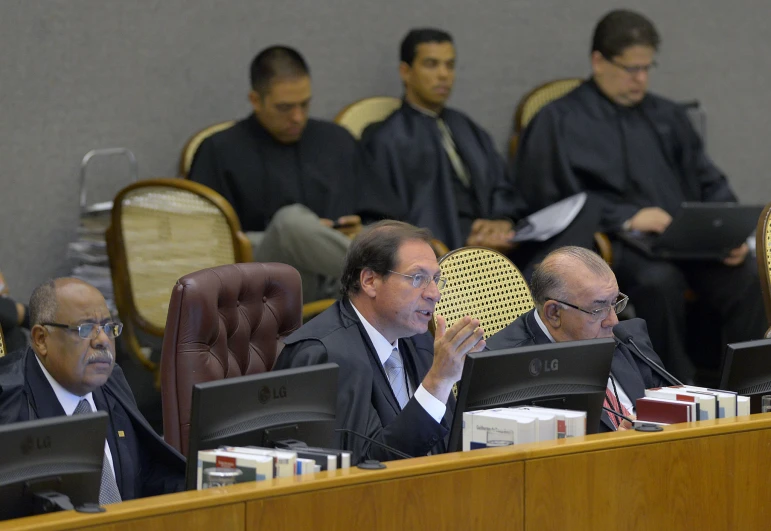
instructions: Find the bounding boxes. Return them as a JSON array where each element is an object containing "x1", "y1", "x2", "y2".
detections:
[{"x1": 160, "y1": 262, "x2": 303, "y2": 455}]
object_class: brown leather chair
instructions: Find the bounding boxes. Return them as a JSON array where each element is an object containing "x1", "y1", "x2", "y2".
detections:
[{"x1": 160, "y1": 262, "x2": 303, "y2": 455}]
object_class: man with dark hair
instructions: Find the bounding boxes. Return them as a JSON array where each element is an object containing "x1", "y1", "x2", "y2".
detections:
[
  {"x1": 361, "y1": 29, "x2": 517, "y2": 252},
  {"x1": 274, "y1": 220, "x2": 486, "y2": 463},
  {"x1": 510, "y1": 10, "x2": 766, "y2": 380},
  {"x1": 0, "y1": 269, "x2": 29, "y2": 353},
  {"x1": 0, "y1": 278, "x2": 185, "y2": 504},
  {"x1": 190, "y1": 46, "x2": 402, "y2": 303},
  {"x1": 487, "y1": 247, "x2": 668, "y2": 432}
]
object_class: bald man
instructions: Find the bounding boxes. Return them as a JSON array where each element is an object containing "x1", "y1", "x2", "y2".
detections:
[
  {"x1": 0, "y1": 278, "x2": 184, "y2": 504},
  {"x1": 486, "y1": 246, "x2": 669, "y2": 431}
]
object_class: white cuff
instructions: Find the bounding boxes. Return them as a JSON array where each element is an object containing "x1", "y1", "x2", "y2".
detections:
[{"x1": 414, "y1": 384, "x2": 447, "y2": 423}]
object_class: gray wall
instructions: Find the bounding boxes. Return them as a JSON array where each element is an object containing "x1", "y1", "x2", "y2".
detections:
[{"x1": 2, "y1": 0, "x2": 770, "y2": 300}]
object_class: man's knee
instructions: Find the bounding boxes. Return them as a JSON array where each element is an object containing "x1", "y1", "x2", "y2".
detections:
[
  {"x1": 269, "y1": 204, "x2": 317, "y2": 237},
  {"x1": 620, "y1": 262, "x2": 688, "y2": 294}
]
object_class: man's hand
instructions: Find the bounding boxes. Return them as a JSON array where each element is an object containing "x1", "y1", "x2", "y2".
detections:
[
  {"x1": 617, "y1": 418, "x2": 634, "y2": 431},
  {"x1": 465, "y1": 219, "x2": 515, "y2": 252},
  {"x1": 626, "y1": 207, "x2": 672, "y2": 234},
  {"x1": 321, "y1": 215, "x2": 362, "y2": 239},
  {"x1": 422, "y1": 315, "x2": 485, "y2": 403},
  {"x1": 723, "y1": 242, "x2": 749, "y2": 267}
]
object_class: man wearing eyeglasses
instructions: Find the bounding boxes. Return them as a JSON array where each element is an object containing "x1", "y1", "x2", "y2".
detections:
[
  {"x1": 487, "y1": 247, "x2": 669, "y2": 432},
  {"x1": 274, "y1": 220, "x2": 486, "y2": 464},
  {"x1": 0, "y1": 278, "x2": 185, "y2": 503},
  {"x1": 509, "y1": 9, "x2": 766, "y2": 382}
]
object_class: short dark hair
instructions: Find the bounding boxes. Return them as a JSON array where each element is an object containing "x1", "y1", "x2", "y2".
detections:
[
  {"x1": 29, "y1": 278, "x2": 58, "y2": 327},
  {"x1": 341, "y1": 220, "x2": 434, "y2": 297},
  {"x1": 400, "y1": 28, "x2": 454, "y2": 65},
  {"x1": 591, "y1": 9, "x2": 660, "y2": 59},
  {"x1": 249, "y1": 46, "x2": 310, "y2": 95}
]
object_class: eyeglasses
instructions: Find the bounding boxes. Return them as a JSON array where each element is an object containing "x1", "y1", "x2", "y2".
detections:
[
  {"x1": 548, "y1": 293, "x2": 629, "y2": 322},
  {"x1": 387, "y1": 270, "x2": 447, "y2": 290},
  {"x1": 42, "y1": 322, "x2": 123, "y2": 340},
  {"x1": 603, "y1": 55, "x2": 657, "y2": 75}
]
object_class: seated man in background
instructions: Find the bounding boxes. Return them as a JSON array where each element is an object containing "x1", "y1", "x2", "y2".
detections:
[
  {"x1": 274, "y1": 221, "x2": 486, "y2": 463},
  {"x1": 190, "y1": 46, "x2": 403, "y2": 304},
  {"x1": 0, "y1": 278, "x2": 185, "y2": 503},
  {"x1": 361, "y1": 28, "x2": 516, "y2": 252},
  {"x1": 0, "y1": 269, "x2": 29, "y2": 353},
  {"x1": 510, "y1": 10, "x2": 766, "y2": 380},
  {"x1": 487, "y1": 247, "x2": 669, "y2": 432}
]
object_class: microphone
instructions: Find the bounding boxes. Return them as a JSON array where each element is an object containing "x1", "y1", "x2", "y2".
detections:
[
  {"x1": 613, "y1": 326, "x2": 683, "y2": 386},
  {"x1": 602, "y1": 406, "x2": 634, "y2": 425},
  {"x1": 335, "y1": 428, "x2": 413, "y2": 460}
]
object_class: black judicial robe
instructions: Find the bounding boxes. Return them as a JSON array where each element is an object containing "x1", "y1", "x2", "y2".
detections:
[
  {"x1": 362, "y1": 103, "x2": 516, "y2": 249},
  {"x1": 189, "y1": 115, "x2": 404, "y2": 232},
  {"x1": 511, "y1": 79, "x2": 736, "y2": 234}
]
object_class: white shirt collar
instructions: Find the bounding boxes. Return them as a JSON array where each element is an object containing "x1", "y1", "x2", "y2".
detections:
[
  {"x1": 34, "y1": 353, "x2": 96, "y2": 415},
  {"x1": 533, "y1": 309, "x2": 557, "y2": 343},
  {"x1": 350, "y1": 302, "x2": 399, "y2": 366}
]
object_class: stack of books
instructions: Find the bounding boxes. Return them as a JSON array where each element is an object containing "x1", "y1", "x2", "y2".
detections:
[
  {"x1": 196, "y1": 446, "x2": 351, "y2": 489},
  {"x1": 636, "y1": 385, "x2": 750, "y2": 426},
  {"x1": 462, "y1": 406, "x2": 587, "y2": 451}
]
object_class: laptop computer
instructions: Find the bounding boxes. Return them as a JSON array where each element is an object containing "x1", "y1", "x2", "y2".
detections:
[{"x1": 616, "y1": 202, "x2": 763, "y2": 260}]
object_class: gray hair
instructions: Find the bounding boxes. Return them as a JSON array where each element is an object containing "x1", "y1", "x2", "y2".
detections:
[
  {"x1": 29, "y1": 278, "x2": 58, "y2": 326},
  {"x1": 530, "y1": 246, "x2": 613, "y2": 309}
]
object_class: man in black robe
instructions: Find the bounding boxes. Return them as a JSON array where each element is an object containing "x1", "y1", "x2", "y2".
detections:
[
  {"x1": 510, "y1": 10, "x2": 766, "y2": 380},
  {"x1": 486, "y1": 246, "x2": 668, "y2": 432},
  {"x1": 0, "y1": 270, "x2": 29, "y2": 353},
  {"x1": 190, "y1": 46, "x2": 403, "y2": 303},
  {"x1": 274, "y1": 221, "x2": 486, "y2": 464},
  {"x1": 361, "y1": 29, "x2": 517, "y2": 253}
]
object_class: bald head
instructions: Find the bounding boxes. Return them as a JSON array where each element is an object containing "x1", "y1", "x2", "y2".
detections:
[{"x1": 531, "y1": 246, "x2": 614, "y2": 309}]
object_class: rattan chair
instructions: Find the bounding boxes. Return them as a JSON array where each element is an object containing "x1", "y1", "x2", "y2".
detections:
[
  {"x1": 0, "y1": 326, "x2": 6, "y2": 358},
  {"x1": 756, "y1": 202, "x2": 771, "y2": 338},
  {"x1": 178, "y1": 120, "x2": 236, "y2": 177},
  {"x1": 106, "y1": 178, "x2": 252, "y2": 378},
  {"x1": 334, "y1": 96, "x2": 402, "y2": 139},
  {"x1": 432, "y1": 247, "x2": 534, "y2": 339},
  {"x1": 510, "y1": 78, "x2": 582, "y2": 160}
]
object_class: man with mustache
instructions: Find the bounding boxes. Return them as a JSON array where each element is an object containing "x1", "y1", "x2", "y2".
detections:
[
  {"x1": 274, "y1": 221, "x2": 486, "y2": 464},
  {"x1": 361, "y1": 29, "x2": 518, "y2": 253},
  {"x1": 0, "y1": 278, "x2": 185, "y2": 504}
]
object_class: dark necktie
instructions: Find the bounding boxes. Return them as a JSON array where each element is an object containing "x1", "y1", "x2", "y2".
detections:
[{"x1": 73, "y1": 399, "x2": 122, "y2": 505}]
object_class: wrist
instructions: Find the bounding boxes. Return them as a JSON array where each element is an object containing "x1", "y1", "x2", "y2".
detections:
[{"x1": 621, "y1": 219, "x2": 633, "y2": 232}]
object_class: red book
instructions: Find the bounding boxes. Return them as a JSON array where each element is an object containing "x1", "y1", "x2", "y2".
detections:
[{"x1": 636, "y1": 397, "x2": 694, "y2": 424}]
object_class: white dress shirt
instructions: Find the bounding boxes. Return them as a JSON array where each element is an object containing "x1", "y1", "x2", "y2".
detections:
[
  {"x1": 533, "y1": 310, "x2": 635, "y2": 414},
  {"x1": 351, "y1": 303, "x2": 446, "y2": 422},
  {"x1": 35, "y1": 355, "x2": 118, "y2": 476}
]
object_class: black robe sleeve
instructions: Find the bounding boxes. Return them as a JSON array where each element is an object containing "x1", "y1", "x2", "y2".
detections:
[{"x1": 512, "y1": 106, "x2": 640, "y2": 232}]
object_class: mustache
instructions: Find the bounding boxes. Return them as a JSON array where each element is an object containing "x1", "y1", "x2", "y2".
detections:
[{"x1": 87, "y1": 349, "x2": 114, "y2": 364}]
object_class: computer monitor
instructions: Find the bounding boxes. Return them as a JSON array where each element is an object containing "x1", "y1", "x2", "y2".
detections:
[
  {"x1": 448, "y1": 338, "x2": 616, "y2": 452},
  {"x1": 720, "y1": 338, "x2": 771, "y2": 413},
  {"x1": 185, "y1": 363, "x2": 338, "y2": 489},
  {"x1": 0, "y1": 411, "x2": 108, "y2": 520}
]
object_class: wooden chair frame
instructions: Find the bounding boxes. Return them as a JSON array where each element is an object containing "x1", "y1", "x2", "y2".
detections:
[
  {"x1": 106, "y1": 178, "x2": 252, "y2": 374},
  {"x1": 179, "y1": 120, "x2": 236, "y2": 177},
  {"x1": 333, "y1": 96, "x2": 402, "y2": 139},
  {"x1": 756, "y1": 203, "x2": 771, "y2": 338},
  {"x1": 0, "y1": 325, "x2": 6, "y2": 358}
]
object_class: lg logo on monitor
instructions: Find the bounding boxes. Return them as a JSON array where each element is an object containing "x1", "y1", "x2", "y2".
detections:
[
  {"x1": 258, "y1": 385, "x2": 288, "y2": 404},
  {"x1": 529, "y1": 358, "x2": 559, "y2": 377}
]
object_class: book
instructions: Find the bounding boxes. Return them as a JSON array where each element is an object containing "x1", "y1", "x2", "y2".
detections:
[
  {"x1": 737, "y1": 396, "x2": 751, "y2": 416},
  {"x1": 644, "y1": 387, "x2": 714, "y2": 420},
  {"x1": 511, "y1": 406, "x2": 587, "y2": 438},
  {"x1": 197, "y1": 449, "x2": 274, "y2": 489},
  {"x1": 220, "y1": 446, "x2": 297, "y2": 478},
  {"x1": 636, "y1": 397, "x2": 695, "y2": 424},
  {"x1": 681, "y1": 386, "x2": 738, "y2": 418},
  {"x1": 462, "y1": 409, "x2": 536, "y2": 451}
]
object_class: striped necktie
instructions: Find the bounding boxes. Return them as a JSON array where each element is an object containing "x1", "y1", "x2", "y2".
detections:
[
  {"x1": 603, "y1": 383, "x2": 633, "y2": 430},
  {"x1": 384, "y1": 348, "x2": 409, "y2": 409},
  {"x1": 73, "y1": 399, "x2": 122, "y2": 505},
  {"x1": 436, "y1": 118, "x2": 471, "y2": 188}
]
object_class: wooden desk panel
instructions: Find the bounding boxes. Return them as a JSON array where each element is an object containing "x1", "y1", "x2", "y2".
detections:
[
  {"x1": 250, "y1": 462, "x2": 524, "y2": 531},
  {"x1": 524, "y1": 424, "x2": 771, "y2": 530}
]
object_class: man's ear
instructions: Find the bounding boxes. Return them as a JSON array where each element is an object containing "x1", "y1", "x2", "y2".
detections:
[
  {"x1": 248, "y1": 90, "x2": 262, "y2": 114},
  {"x1": 541, "y1": 302, "x2": 562, "y2": 329},
  {"x1": 398, "y1": 62, "x2": 411, "y2": 87},
  {"x1": 30, "y1": 324, "x2": 49, "y2": 358},
  {"x1": 359, "y1": 268, "x2": 379, "y2": 298}
]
